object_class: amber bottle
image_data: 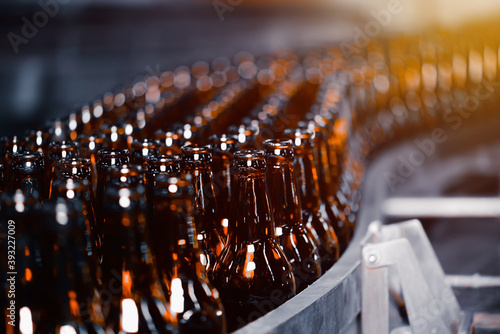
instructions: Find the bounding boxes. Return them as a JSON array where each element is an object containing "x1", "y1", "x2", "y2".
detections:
[
  {"x1": 211, "y1": 150, "x2": 296, "y2": 332},
  {"x1": 284, "y1": 128, "x2": 340, "y2": 270},
  {"x1": 46, "y1": 141, "x2": 79, "y2": 199},
  {"x1": 210, "y1": 134, "x2": 239, "y2": 239},
  {"x1": 100, "y1": 183, "x2": 174, "y2": 333},
  {"x1": 263, "y1": 139, "x2": 321, "y2": 292},
  {"x1": 38, "y1": 199, "x2": 105, "y2": 333},
  {"x1": 306, "y1": 122, "x2": 351, "y2": 254},
  {"x1": 152, "y1": 173, "x2": 227, "y2": 333},
  {"x1": 181, "y1": 144, "x2": 225, "y2": 271},
  {"x1": 12, "y1": 151, "x2": 45, "y2": 201},
  {"x1": 95, "y1": 149, "x2": 129, "y2": 212}
]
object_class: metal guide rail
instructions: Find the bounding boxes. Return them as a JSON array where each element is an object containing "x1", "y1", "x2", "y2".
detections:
[{"x1": 235, "y1": 126, "x2": 500, "y2": 334}]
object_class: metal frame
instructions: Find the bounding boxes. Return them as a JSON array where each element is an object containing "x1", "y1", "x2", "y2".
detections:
[{"x1": 361, "y1": 219, "x2": 461, "y2": 334}]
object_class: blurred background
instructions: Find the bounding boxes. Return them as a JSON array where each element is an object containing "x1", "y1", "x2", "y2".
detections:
[{"x1": 1, "y1": 0, "x2": 500, "y2": 136}]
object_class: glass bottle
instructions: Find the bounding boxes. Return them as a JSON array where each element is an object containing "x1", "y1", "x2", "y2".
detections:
[
  {"x1": 38, "y1": 199, "x2": 105, "y2": 333},
  {"x1": 145, "y1": 154, "x2": 181, "y2": 254},
  {"x1": 211, "y1": 150, "x2": 296, "y2": 332},
  {"x1": 284, "y1": 128, "x2": 340, "y2": 270},
  {"x1": 95, "y1": 149, "x2": 130, "y2": 217},
  {"x1": 152, "y1": 173, "x2": 226, "y2": 334},
  {"x1": 130, "y1": 138, "x2": 160, "y2": 167},
  {"x1": 50, "y1": 177, "x2": 102, "y2": 276},
  {"x1": 12, "y1": 151, "x2": 45, "y2": 201},
  {"x1": 181, "y1": 144, "x2": 225, "y2": 272},
  {"x1": 100, "y1": 183, "x2": 174, "y2": 333},
  {"x1": 46, "y1": 141, "x2": 79, "y2": 200},
  {"x1": 210, "y1": 134, "x2": 239, "y2": 239},
  {"x1": 263, "y1": 139, "x2": 321, "y2": 292},
  {"x1": 307, "y1": 122, "x2": 351, "y2": 254}
]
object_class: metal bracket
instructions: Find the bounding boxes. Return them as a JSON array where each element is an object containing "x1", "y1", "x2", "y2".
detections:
[{"x1": 361, "y1": 219, "x2": 462, "y2": 334}]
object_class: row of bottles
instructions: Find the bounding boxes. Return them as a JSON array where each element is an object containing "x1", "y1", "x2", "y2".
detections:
[{"x1": 2, "y1": 33, "x2": 500, "y2": 333}]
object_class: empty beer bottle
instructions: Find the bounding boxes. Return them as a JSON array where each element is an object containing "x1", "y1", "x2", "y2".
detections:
[
  {"x1": 181, "y1": 144, "x2": 225, "y2": 271},
  {"x1": 12, "y1": 151, "x2": 45, "y2": 201},
  {"x1": 263, "y1": 139, "x2": 321, "y2": 292},
  {"x1": 145, "y1": 154, "x2": 181, "y2": 253},
  {"x1": 50, "y1": 157, "x2": 94, "y2": 200},
  {"x1": 284, "y1": 128, "x2": 339, "y2": 270},
  {"x1": 78, "y1": 134, "x2": 105, "y2": 192},
  {"x1": 130, "y1": 138, "x2": 160, "y2": 167},
  {"x1": 95, "y1": 149, "x2": 129, "y2": 214},
  {"x1": 155, "y1": 130, "x2": 183, "y2": 155},
  {"x1": 100, "y1": 183, "x2": 174, "y2": 333},
  {"x1": 38, "y1": 199, "x2": 105, "y2": 333},
  {"x1": 152, "y1": 173, "x2": 226, "y2": 334},
  {"x1": 50, "y1": 177, "x2": 102, "y2": 276},
  {"x1": 211, "y1": 150, "x2": 295, "y2": 332},
  {"x1": 306, "y1": 122, "x2": 351, "y2": 254},
  {"x1": 210, "y1": 134, "x2": 239, "y2": 239},
  {"x1": 46, "y1": 141, "x2": 79, "y2": 200}
]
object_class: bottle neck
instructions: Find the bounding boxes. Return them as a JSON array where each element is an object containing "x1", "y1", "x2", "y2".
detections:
[
  {"x1": 13, "y1": 171, "x2": 43, "y2": 200},
  {"x1": 294, "y1": 146, "x2": 321, "y2": 211},
  {"x1": 266, "y1": 158, "x2": 302, "y2": 228},
  {"x1": 101, "y1": 191, "x2": 157, "y2": 294},
  {"x1": 185, "y1": 166, "x2": 219, "y2": 229},
  {"x1": 233, "y1": 173, "x2": 275, "y2": 243},
  {"x1": 314, "y1": 134, "x2": 334, "y2": 199}
]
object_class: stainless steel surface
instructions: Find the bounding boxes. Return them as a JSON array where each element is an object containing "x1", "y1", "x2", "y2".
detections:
[
  {"x1": 383, "y1": 198, "x2": 500, "y2": 218},
  {"x1": 362, "y1": 220, "x2": 461, "y2": 334},
  {"x1": 446, "y1": 275, "x2": 500, "y2": 288}
]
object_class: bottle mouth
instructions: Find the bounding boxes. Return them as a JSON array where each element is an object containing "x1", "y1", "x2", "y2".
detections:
[
  {"x1": 49, "y1": 141, "x2": 79, "y2": 160},
  {"x1": 263, "y1": 139, "x2": 294, "y2": 160},
  {"x1": 181, "y1": 144, "x2": 213, "y2": 164},
  {"x1": 131, "y1": 138, "x2": 159, "y2": 150},
  {"x1": 97, "y1": 149, "x2": 130, "y2": 159},
  {"x1": 153, "y1": 173, "x2": 192, "y2": 197},
  {"x1": 51, "y1": 177, "x2": 89, "y2": 192},
  {"x1": 49, "y1": 140, "x2": 78, "y2": 150},
  {"x1": 56, "y1": 158, "x2": 92, "y2": 179},
  {"x1": 147, "y1": 154, "x2": 181, "y2": 174},
  {"x1": 284, "y1": 128, "x2": 314, "y2": 147},
  {"x1": 210, "y1": 134, "x2": 239, "y2": 152},
  {"x1": 12, "y1": 151, "x2": 45, "y2": 172},
  {"x1": 233, "y1": 150, "x2": 266, "y2": 172},
  {"x1": 107, "y1": 164, "x2": 142, "y2": 178},
  {"x1": 57, "y1": 158, "x2": 91, "y2": 168}
]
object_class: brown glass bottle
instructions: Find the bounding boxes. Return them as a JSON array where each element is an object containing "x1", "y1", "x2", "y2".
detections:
[
  {"x1": 307, "y1": 122, "x2": 351, "y2": 254},
  {"x1": 155, "y1": 130, "x2": 183, "y2": 155},
  {"x1": 284, "y1": 128, "x2": 340, "y2": 270},
  {"x1": 95, "y1": 149, "x2": 129, "y2": 213},
  {"x1": 39, "y1": 199, "x2": 105, "y2": 333},
  {"x1": 46, "y1": 141, "x2": 79, "y2": 200},
  {"x1": 12, "y1": 151, "x2": 45, "y2": 201},
  {"x1": 50, "y1": 157, "x2": 94, "y2": 199},
  {"x1": 145, "y1": 154, "x2": 181, "y2": 253},
  {"x1": 228, "y1": 125, "x2": 259, "y2": 150},
  {"x1": 211, "y1": 150, "x2": 296, "y2": 332},
  {"x1": 100, "y1": 183, "x2": 174, "y2": 333},
  {"x1": 181, "y1": 144, "x2": 225, "y2": 271},
  {"x1": 50, "y1": 177, "x2": 102, "y2": 275},
  {"x1": 78, "y1": 134, "x2": 105, "y2": 192},
  {"x1": 130, "y1": 138, "x2": 160, "y2": 167},
  {"x1": 152, "y1": 173, "x2": 227, "y2": 334},
  {"x1": 263, "y1": 139, "x2": 322, "y2": 292},
  {"x1": 210, "y1": 134, "x2": 239, "y2": 239}
]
